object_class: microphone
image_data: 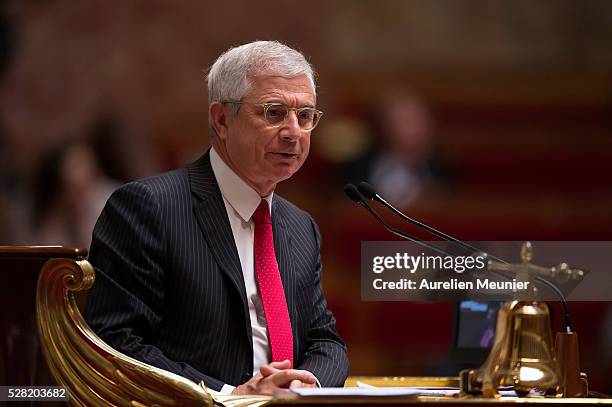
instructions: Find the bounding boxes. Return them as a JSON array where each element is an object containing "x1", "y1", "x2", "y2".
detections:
[
  {"x1": 343, "y1": 184, "x2": 365, "y2": 206},
  {"x1": 357, "y1": 182, "x2": 505, "y2": 263},
  {"x1": 343, "y1": 184, "x2": 454, "y2": 257},
  {"x1": 356, "y1": 181, "x2": 573, "y2": 331}
]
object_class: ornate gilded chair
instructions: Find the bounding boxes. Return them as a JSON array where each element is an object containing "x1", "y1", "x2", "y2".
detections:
[{"x1": 28, "y1": 246, "x2": 213, "y2": 406}]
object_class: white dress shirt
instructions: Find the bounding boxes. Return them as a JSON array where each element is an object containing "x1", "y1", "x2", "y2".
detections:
[{"x1": 210, "y1": 147, "x2": 273, "y2": 393}]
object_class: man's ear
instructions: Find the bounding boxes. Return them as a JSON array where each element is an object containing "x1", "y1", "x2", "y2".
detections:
[{"x1": 209, "y1": 102, "x2": 229, "y2": 140}]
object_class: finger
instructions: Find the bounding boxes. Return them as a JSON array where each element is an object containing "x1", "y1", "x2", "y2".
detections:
[
  {"x1": 289, "y1": 370, "x2": 317, "y2": 384},
  {"x1": 268, "y1": 360, "x2": 291, "y2": 370},
  {"x1": 269, "y1": 369, "x2": 317, "y2": 387},
  {"x1": 259, "y1": 365, "x2": 276, "y2": 377},
  {"x1": 252, "y1": 378, "x2": 288, "y2": 395},
  {"x1": 259, "y1": 360, "x2": 291, "y2": 377},
  {"x1": 289, "y1": 380, "x2": 317, "y2": 389}
]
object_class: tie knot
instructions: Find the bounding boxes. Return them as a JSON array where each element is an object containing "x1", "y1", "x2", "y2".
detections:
[{"x1": 252, "y1": 199, "x2": 271, "y2": 225}]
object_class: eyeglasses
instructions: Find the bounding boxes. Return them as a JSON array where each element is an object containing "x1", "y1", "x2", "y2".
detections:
[{"x1": 222, "y1": 101, "x2": 323, "y2": 131}]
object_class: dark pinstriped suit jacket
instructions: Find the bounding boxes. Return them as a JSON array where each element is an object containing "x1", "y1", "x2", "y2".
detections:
[{"x1": 84, "y1": 151, "x2": 349, "y2": 391}]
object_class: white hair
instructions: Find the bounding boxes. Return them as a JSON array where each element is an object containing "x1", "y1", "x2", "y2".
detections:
[{"x1": 207, "y1": 41, "x2": 316, "y2": 105}]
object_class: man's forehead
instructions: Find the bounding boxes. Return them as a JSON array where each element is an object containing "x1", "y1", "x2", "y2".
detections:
[{"x1": 248, "y1": 74, "x2": 315, "y2": 99}]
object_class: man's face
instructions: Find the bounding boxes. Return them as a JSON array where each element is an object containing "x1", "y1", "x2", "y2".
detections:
[{"x1": 214, "y1": 74, "x2": 315, "y2": 195}]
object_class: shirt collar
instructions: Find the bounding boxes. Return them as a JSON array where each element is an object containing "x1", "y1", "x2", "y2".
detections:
[{"x1": 210, "y1": 147, "x2": 273, "y2": 223}]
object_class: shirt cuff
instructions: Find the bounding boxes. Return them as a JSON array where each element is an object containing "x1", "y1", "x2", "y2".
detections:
[{"x1": 220, "y1": 384, "x2": 236, "y2": 394}]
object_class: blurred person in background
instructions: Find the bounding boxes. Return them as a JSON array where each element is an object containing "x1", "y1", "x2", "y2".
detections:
[
  {"x1": 32, "y1": 141, "x2": 119, "y2": 248},
  {"x1": 84, "y1": 40, "x2": 348, "y2": 395},
  {"x1": 344, "y1": 92, "x2": 454, "y2": 208}
]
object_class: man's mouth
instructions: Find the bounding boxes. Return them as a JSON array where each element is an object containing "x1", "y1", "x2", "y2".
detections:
[{"x1": 271, "y1": 152, "x2": 298, "y2": 158}]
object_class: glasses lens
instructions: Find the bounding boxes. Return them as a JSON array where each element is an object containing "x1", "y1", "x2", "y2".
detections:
[
  {"x1": 263, "y1": 104, "x2": 322, "y2": 130},
  {"x1": 297, "y1": 108, "x2": 317, "y2": 130},
  {"x1": 264, "y1": 104, "x2": 288, "y2": 125}
]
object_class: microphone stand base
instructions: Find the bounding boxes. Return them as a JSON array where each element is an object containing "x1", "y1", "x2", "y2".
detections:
[{"x1": 555, "y1": 331, "x2": 589, "y2": 397}]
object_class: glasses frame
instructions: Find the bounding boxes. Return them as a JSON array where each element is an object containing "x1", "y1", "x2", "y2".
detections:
[{"x1": 222, "y1": 101, "x2": 324, "y2": 131}]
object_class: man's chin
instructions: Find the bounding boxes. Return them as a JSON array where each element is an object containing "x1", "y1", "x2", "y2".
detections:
[
  {"x1": 266, "y1": 160, "x2": 302, "y2": 177},
  {"x1": 270, "y1": 167, "x2": 300, "y2": 184}
]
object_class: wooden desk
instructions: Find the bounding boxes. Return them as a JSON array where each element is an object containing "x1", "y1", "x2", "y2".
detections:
[
  {"x1": 210, "y1": 377, "x2": 610, "y2": 406},
  {"x1": 345, "y1": 376, "x2": 460, "y2": 388}
]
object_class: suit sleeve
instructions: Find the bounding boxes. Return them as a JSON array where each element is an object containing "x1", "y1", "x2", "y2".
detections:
[
  {"x1": 296, "y1": 218, "x2": 349, "y2": 387},
  {"x1": 84, "y1": 181, "x2": 226, "y2": 391}
]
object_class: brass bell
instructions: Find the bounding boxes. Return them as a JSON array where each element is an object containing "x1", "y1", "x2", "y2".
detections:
[{"x1": 461, "y1": 300, "x2": 562, "y2": 397}]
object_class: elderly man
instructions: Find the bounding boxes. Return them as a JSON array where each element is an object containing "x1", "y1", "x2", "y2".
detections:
[{"x1": 84, "y1": 41, "x2": 349, "y2": 395}]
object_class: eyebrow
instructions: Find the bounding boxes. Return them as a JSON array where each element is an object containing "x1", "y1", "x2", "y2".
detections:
[{"x1": 263, "y1": 100, "x2": 316, "y2": 108}]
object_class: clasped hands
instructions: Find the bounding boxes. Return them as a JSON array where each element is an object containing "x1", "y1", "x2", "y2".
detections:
[{"x1": 232, "y1": 360, "x2": 318, "y2": 395}]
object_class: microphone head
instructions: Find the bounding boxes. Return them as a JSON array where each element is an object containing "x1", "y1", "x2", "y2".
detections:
[
  {"x1": 343, "y1": 184, "x2": 363, "y2": 203},
  {"x1": 357, "y1": 182, "x2": 377, "y2": 200}
]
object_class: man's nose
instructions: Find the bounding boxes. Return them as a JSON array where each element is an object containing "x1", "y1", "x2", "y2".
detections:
[{"x1": 279, "y1": 111, "x2": 302, "y2": 141}]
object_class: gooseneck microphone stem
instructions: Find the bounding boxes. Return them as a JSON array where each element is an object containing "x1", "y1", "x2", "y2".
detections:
[
  {"x1": 357, "y1": 183, "x2": 508, "y2": 264},
  {"x1": 362, "y1": 205, "x2": 453, "y2": 258},
  {"x1": 344, "y1": 184, "x2": 453, "y2": 257},
  {"x1": 482, "y1": 270, "x2": 572, "y2": 332},
  {"x1": 534, "y1": 276, "x2": 572, "y2": 332},
  {"x1": 348, "y1": 182, "x2": 572, "y2": 333}
]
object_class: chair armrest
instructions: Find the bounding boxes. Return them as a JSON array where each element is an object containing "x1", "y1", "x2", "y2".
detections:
[{"x1": 36, "y1": 257, "x2": 213, "y2": 406}]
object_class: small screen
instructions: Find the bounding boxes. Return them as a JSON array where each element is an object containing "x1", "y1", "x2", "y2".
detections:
[{"x1": 456, "y1": 301, "x2": 501, "y2": 348}]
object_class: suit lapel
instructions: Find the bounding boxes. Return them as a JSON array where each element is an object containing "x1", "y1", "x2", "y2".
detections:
[
  {"x1": 188, "y1": 151, "x2": 249, "y2": 320},
  {"x1": 189, "y1": 151, "x2": 298, "y2": 360}
]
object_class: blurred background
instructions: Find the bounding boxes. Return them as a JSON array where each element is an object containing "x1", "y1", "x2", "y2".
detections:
[{"x1": 1, "y1": 0, "x2": 611, "y2": 393}]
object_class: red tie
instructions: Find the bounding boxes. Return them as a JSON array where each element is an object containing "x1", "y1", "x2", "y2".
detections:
[{"x1": 252, "y1": 200, "x2": 294, "y2": 367}]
